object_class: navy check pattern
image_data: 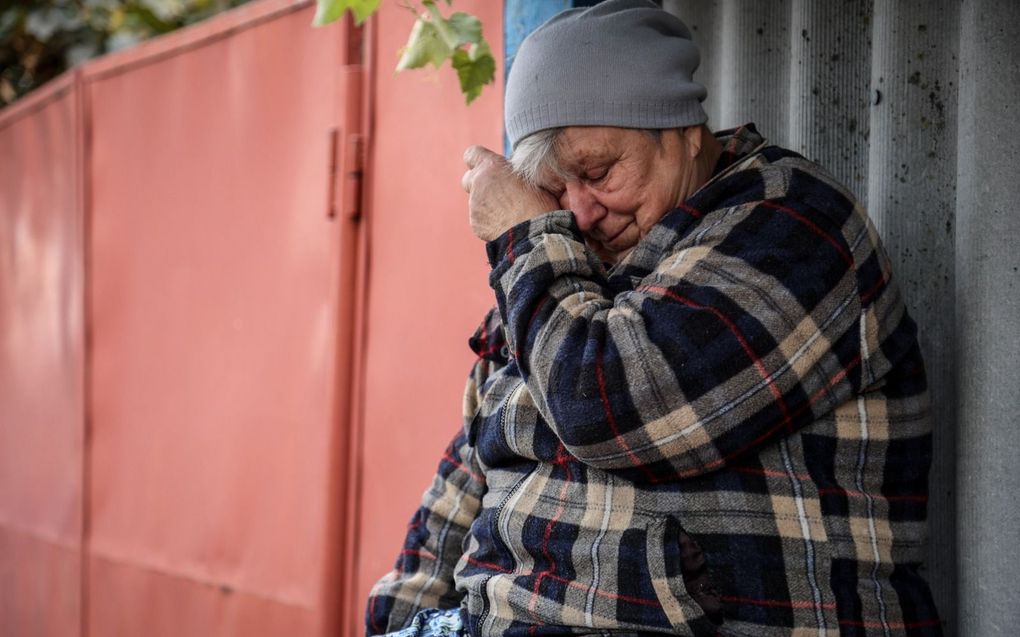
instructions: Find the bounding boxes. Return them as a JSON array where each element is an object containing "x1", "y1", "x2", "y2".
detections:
[{"x1": 367, "y1": 126, "x2": 942, "y2": 637}]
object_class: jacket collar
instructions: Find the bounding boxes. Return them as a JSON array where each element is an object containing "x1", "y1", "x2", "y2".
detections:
[
  {"x1": 607, "y1": 123, "x2": 768, "y2": 283},
  {"x1": 712, "y1": 123, "x2": 766, "y2": 176},
  {"x1": 469, "y1": 306, "x2": 508, "y2": 363}
]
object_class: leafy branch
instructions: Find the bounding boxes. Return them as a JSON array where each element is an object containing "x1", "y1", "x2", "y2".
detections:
[
  {"x1": 313, "y1": 0, "x2": 494, "y2": 104},
  {"x1": 0, "y1": 0, "x2": 252, "y2": 107}
]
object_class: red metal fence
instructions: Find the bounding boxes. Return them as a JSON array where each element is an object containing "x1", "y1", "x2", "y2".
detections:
[
  {"x1": 0, "y1": 0, "x2": 504, "y2": 635},
  {"x1": 0, "y1": 70, "x2": 86, "y2": 637}
]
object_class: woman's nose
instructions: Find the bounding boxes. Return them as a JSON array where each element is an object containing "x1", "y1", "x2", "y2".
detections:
[{"x1": 561, "y1": 182, "x2": 606, "y2": 231}]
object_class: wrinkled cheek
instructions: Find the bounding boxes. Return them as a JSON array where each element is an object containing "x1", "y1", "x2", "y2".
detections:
[{"x1": 584, "y1": 237, "x2": 618, "y2": 265}]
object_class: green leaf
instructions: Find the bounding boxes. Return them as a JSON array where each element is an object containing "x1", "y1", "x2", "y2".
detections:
[
  {"x1": 389, "y1": 5, "x2": 493, "y2": 105},
  {"x1": 446, "y1": 12, "x2": 483, "y2": 47},
  {"x1": 396, "y1": 16, "x2": 451, "y2": 70},
  {"x1": 423, "y1": 2, "x2": 455, "y2": 49},
  {"x1": 421, "y1": 3, "x2": 481, "y2": 49},
  {"x1": 451, "y1": 40, "x2": 495, "y2": 104},
  {"x1": 313, "y1": 0, "x2": 381, "y2": 27}
]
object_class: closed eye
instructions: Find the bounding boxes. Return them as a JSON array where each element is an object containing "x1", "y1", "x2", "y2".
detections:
[
  {"x1": 544, "y1": 185, "x2": 566, "y2": 202},
  {"x1": 584, "y1": 166, "x2": 609, "y2": 184}
]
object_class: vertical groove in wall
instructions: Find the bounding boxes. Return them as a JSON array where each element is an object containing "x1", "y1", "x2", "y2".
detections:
[
  {"x1": 954, "y1": 1, "x2": 1020, "y2": 635},
  {"x1": 865, "y1": 3, "x2": 959, "y2": 629},
  {"x1": 788, "y1": 0, "x2": 873, "y2": 195},
  {"x1": 715, "y1": 0, "x2": 791, "y2": 139},
  {"x1": 666, "y1": 1, "x2": 722, "y2": 125},
  {"x1": 77, "y1": 67, "x2": 94, "y2": 637}
]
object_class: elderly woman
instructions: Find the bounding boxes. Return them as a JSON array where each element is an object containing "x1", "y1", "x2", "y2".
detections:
[{"x1": 366, "y1": 1, "x2": 941, "y2": 636}]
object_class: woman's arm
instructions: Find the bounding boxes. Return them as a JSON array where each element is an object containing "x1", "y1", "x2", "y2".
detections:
[{"x1": 486, "y1": 189, "x2": 869, "y2": 483}]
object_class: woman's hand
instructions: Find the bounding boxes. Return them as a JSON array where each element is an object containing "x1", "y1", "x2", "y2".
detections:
[{"x1": 462, "y1": 145, "x2": 558, "y2": 241}]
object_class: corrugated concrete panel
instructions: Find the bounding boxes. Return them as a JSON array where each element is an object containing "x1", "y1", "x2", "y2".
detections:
[
  {"x1": 667, "y1": 1, "x2": 722, "y2": 124},
  {"x1": 954, "y1": 0, "x2": 1020, "y2": 635},
  {"x1": 672, "y1": 0, "x2": 872, "y2": 189},
  {"x1": 788, "y1": 0, "x2": 873, "y2": 192},
  {"x1": 715, "y1": 0, "x2": 790, "y2": 141},
  {"x1": 866, "y1": 7, "x2": 960, "y2": 633},
  {"x1": 678, "y1": 0, "x2": 792, "y2": 140},
  {"x1": 661, "y1": 1, "x2": 1020, "y2": 634}
]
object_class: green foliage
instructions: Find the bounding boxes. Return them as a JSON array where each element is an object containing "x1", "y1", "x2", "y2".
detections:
[
  {"x1": 315, "y1": 0, "x2": 494, "y2": 104},
  {"x1": 450, "y1": 41, "x2": 492, "y2": 104},
  {"x1": 0, "y1": 0, "x2": 251, "y2": 107},
  {"x1": 0, "y1": 0, "x2": 493, "y2": 108},
  {"x1": 312, "y1": 0, "x2": 380, "y2": 26},
  {"x1": 394, "y1": 16, "x2": 448, "y2": 70}
]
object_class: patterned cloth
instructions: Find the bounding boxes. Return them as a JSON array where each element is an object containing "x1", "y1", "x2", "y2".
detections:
[
  {"x1": 382, "y1": 608, "x2": 466, "y2": 637},
  {"x1": 367, "y1": 125, "x2": 942, "y2": 636}
]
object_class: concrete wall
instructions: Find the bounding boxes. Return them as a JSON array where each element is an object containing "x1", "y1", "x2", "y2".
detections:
[
  {"x1": 954, "y1": 1, "x2": 1020, "y2": 635},
  {"x1": 664, "y1": 1, "x2": 1020, "y2": 634}
]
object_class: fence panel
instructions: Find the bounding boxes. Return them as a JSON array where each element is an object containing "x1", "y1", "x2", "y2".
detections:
[
  {"x1": 0, "y1": 72, "x2": 85, "y2": 637},
  {"x1": 80, "y1": 1, "x2": 352, "y2": 634}
]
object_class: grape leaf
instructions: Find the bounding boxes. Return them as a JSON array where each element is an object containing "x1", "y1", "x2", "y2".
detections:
[
  {"x1": 446, "y1": 12, "x2": 483, "y2": 47},
  {"x1": 312, "y1": 0, "x2": 493, "y2": 104},
  {"x1": 423, "y1": 3, "x2": 482, "y2": 49},
  {"x1": 424, "y1": 4, "x2": 458, "y2": 51},
  {"x1": 313, "y1": 0, "x2": 381, "y2": 27},
  {"x1": 396, "y1": 17, "x2": 452, "y2": 70},
  {"x1": 451, "y1": 41, "x2": 495, "y2": 104}
]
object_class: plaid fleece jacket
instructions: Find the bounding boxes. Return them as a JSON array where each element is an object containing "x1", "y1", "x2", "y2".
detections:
[{"x1": 366, "y1": 126, "x2": 942, "y2": 637}]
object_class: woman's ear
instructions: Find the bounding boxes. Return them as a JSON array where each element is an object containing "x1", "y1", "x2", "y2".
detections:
[{"x1": 682, "y1": 125, "x2": 704, "y2": 158}]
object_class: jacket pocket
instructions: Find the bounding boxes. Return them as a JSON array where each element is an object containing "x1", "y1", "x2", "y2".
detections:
[{"x1": 645, "y1": 516, "x2": 724, "y2": 636}]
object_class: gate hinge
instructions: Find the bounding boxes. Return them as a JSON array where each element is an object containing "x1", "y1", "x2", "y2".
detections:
[
  {"x1": 327, "y1": 129, "x2": 365, "y2": 222},
  {"x1": 342, "y1": 133, "x2": 364, "y2": 221}
]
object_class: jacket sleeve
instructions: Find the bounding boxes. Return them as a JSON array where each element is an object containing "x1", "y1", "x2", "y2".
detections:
[
  {"x1": 485, "y1": 200, "x2": 866, "y2": 483},
  {"x1": 365, "y1": 358, "x2": 492, "y2": 635}
]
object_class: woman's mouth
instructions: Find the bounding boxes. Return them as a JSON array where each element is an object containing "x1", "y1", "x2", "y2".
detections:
[{"x1": 599, "y1": 222, "x2": 633, "y2": 247}]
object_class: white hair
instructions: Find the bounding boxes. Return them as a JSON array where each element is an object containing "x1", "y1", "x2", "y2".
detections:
[
  {"x1": 510, "y1": 127, "x2": 670, "y2": 187},
  {"x1": 510, "y1": 128, "x2": 567, "y2": 187}
]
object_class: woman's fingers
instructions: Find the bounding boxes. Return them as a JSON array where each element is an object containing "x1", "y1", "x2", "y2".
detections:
[{"x1": 463, "y1": 144, "x2": 499, "y2": 169}]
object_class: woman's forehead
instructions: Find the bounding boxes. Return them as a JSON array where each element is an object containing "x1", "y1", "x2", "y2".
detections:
[
  {"x1": 558, "y1": 127, "x2": 626, "y2": 160},
  {"x1": 535, "y1": 127, "x2": 652, "y2": 189},
  {"x1": 558, "y1": 126, "x2": 655, "y2": 164}
]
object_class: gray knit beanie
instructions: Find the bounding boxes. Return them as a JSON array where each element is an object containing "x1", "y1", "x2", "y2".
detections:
[{"x1": 504, "y1": 0, "x2": 707, "y2": 149}]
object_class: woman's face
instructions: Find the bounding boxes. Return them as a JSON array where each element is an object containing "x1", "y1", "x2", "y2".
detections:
[{"x1": 536, "y1": 126, "x2": 707, "y2": 263}]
